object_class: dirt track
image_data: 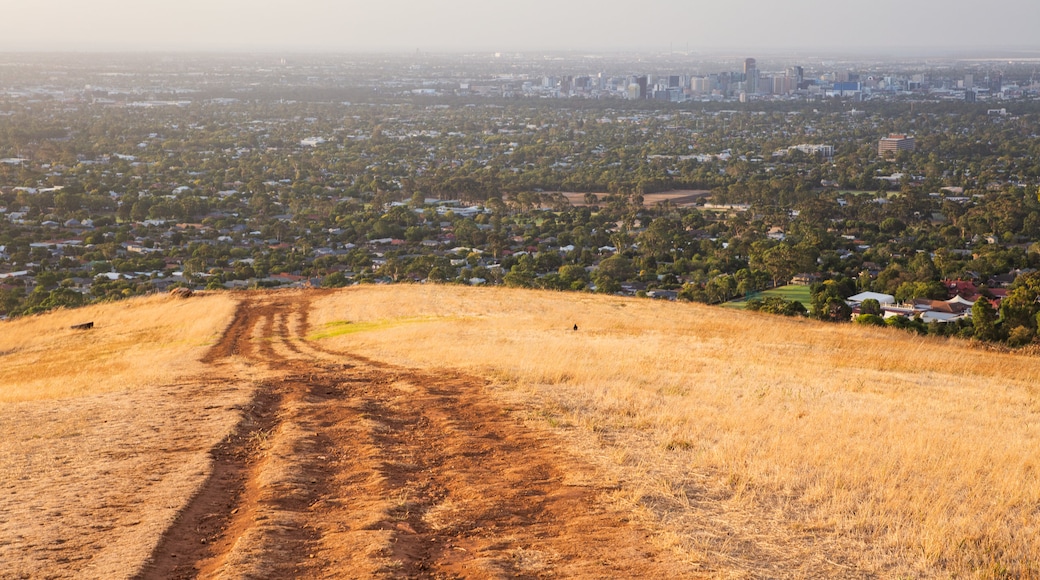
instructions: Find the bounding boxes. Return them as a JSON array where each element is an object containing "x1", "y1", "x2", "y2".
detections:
[{"x1": 136, "y1": 292, "x2": 682, "y2": 578}]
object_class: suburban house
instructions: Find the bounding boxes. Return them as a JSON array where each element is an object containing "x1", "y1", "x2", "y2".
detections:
[
  {"x1": 846, "y1": 292, "x2": 896, "y2": 306},
  {"x1": 847, "y1": 291, "x2": 975, "y2": 323}
]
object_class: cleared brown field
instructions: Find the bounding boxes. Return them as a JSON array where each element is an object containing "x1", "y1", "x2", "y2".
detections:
[
  {"x1": 557, "y1": 189, "x2": 711, "y2": 207},
  {"x1": 310, "y1": 284, "x2": 1040, "y2": 578}
]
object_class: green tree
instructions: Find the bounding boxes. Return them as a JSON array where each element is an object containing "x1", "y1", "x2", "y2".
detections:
[
  {"x1": 972, "y1": 299, "x2": 1000, "y2": 341},
  {"x1": 855, "y1": 313, "x2": 887, "y2": 326},
  {"x1": 0, "y1": 287, "x2": 26, "y2": 316},
  {"x1": 810, "y1": 280, "x2": 852, "y2": 322},
  {"x1": 894, "y1": 280, "x2": 947, "y2": 303},
  {"x1": 503, "y1": 265, "x2": 535, "y2": 288},
  {"x1": 860, "y1": 298, "x2": 883, "y2": 316},
  {"x1": 748, "y1": 295, "x2": 807, "y2": 316},
  {"x1": 21, "y1": 287, "x2": 86, "y2": 315},
  {"x1": 1007, "y1": 325, "x2": 1035, "y2": 347},
  {"x1": 558, "y1": 264, "x2": 588, "y2": 290},
  {"x1": 592, "y1": 270, "x2": 621, "y2": 294},
  {"x1": 1000, "y1": 271, "x2": 1040, "y2": 331},
  {"x1": 321, "y1": 272, "x2": 349, "y2": 288},
  {"x1": 596, "y1": 255, "x2": 634, "y2": 281},
  {"x1": 750, "y1": 242, "x2": 811, "y2": 288}
]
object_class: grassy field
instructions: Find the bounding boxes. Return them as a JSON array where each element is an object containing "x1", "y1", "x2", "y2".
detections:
[
  {"x1": 723, "y1": 284, "x2": 813, "y2": 310},
  {"x1": 5, "y1": 286, "x2": 1040, "y2": 577},
  {"x1": 0, "y1": 293, "x2": 249, "y2": 578},
  {"x1": 0, "y1": 293, "x2": 237, "y2": 402},
  {"x1": 310, "y1": 284, "x2": 1040, "y2": 577}
]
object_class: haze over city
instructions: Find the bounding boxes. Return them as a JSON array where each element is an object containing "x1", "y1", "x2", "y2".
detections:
[{"x1": 4, "y1": 0, "x2": 1040, "y2": 54}]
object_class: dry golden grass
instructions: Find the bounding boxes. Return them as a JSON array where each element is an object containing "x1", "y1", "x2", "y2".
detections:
[
  {"x1": 0, "y1": 293, "x2": 238, "y2": 402},
  {"x1": 0, "y1": 293, "x2": 252, "y2": 578},
  {"x1": 309, "y1": 284, "x2": 1040, "y2": 578}
]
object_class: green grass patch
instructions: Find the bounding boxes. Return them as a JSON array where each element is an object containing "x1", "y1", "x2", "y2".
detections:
[
  {"x1": 307, "y1": 316, "x2": 449, "y2": 340},
  {"x1": 723, "y1": 284, "x2": 812, "y2": 310}
]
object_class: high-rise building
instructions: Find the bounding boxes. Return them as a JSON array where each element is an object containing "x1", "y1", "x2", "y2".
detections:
[
  {"x1": 990, "y1": 72, "x2": 1003, "y2": 93},
  {"x1": 713, "y1": 73, "x2": 727, "y2": 94},
  {"x1": 686, "y1": 76, "x2": 711, "y2": 95},
  {"x1": 772, "y1": 75, "x2": 796, "y2": 95},
  {"x1": 878, "y1": 134, "x2": 915, "y2": 157},
  {"x1": 786, "y1": 66, "x2": 803, "y2": 85},
  {"x1": 744, "y1": 58, "x2": 759, "y2": 94},
  {"x1": 744, "y1": 58, "x2": 758, "y2": 94},
  {"x1": 628, "y1": 76, "x2": 644, "y2": 100}
]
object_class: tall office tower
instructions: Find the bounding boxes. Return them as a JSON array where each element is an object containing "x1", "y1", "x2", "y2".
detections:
[
  {"x1": 744, "y1": 58, "x2": 758, "y2": 94},
  {"x1": 628, "y1": 76, "x2": 644, "y2": 100},
  {"x1": 787, "y1": 66, "x2": 803, "y2": 85},
  {"x1": 709, "y1": 72, "x2": 728, "y2": 95},
  {"x1": 691, "y1": 76, "x2": 709, "y2": 94}
]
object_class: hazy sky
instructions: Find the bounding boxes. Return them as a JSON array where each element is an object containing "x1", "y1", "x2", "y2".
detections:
[{"x1": 1, "y1": 0, "x2": 1038, "y2": 54}]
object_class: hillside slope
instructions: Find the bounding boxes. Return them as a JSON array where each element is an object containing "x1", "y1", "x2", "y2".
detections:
[
  {"x1": 1, "y1": 286, "x2": 1038, "y2": 578},
  {"x1": 309, "y1": 285, "x2": 1040, "y2": 578},
  {"x1": 0, "y1": 293, "x2": 245, "y2": 578}
]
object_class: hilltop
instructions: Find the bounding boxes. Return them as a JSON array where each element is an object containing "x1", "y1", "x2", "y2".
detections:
[{"x1": 1, "y1": 286, "x2": 1038, "y2": 578}]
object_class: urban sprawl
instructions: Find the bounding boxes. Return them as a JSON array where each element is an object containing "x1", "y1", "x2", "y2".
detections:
[{"x1": 2, "y1": 52, "x2": 1040, "y2": 346}]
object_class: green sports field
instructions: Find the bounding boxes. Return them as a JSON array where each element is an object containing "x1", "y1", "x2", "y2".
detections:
[{"x1": 723, "y1": 284, "x2": 812, "y2": 310}]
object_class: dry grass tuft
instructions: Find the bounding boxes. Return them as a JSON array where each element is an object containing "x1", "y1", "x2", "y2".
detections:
[{"x1": 309, "y1": 284, "x2": 1040, "y2": 577}]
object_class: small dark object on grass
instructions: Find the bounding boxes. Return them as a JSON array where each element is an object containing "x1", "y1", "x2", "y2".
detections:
[
  {"x1": 71, "y1": 322, "x2": 94, "y2": 330},
  {"x1": 573, "y1": 324, "x2": 578, "y2": 331}
]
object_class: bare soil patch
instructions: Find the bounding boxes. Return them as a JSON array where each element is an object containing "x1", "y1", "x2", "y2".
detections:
[
  {"x1": 137, "y1": 291, "x2": 685, "y2": 578},
  {"x1": 557, "y1": 189, "x2": 711, "y2": 207}
]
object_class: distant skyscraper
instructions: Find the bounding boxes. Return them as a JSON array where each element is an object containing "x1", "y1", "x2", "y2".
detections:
[
  {"x1": 691, "y1": 76, "x2": 710, "y2": 94},
  {"x1": 990, "y1": 72, "x2": 1003, "y2": 93},
  {"x1": 635, "y1": 75, "x2": 648, "y2": 99},
  {"x1": 786, "y1": 66, "x2": 803, "y2": 86},
  {"x1": 744, "y1": 58, "x2": 759, "y2": 94}
]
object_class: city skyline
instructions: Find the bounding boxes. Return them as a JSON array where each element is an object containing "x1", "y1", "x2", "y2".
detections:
[{"x1": 2, "y1": 1, "x2": 1040, "y2": 55}]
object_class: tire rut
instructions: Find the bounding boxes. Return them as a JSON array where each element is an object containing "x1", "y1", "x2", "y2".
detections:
[{"x1": 140, "y1": 290, "x2": 684, "y2": 578}]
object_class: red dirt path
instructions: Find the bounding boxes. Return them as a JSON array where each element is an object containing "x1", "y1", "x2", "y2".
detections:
[{"x1": 135, "y1": 292, "x2": 685, "y2": 578}]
